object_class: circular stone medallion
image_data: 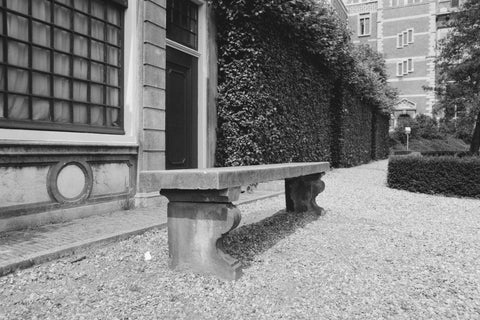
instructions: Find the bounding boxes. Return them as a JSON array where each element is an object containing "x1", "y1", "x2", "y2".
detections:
[
  {"x1": 47, "y1": 161, "x2": 93, "y2": 204},
  {"x1": 56, "y1": 164, "x2": 86, "y2": 199}
]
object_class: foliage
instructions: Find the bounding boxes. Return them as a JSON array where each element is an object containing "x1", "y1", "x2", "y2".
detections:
[
  {"x1": 390, "y1": 114, "x2": 443, "y2": 143},
  {"x1": 350, "y1": 45, "x2": 398, "y2": 111},
  {"x1": 211, "y1": 0, "x2": 394, "y2": 166},
  {"x1": 388, "y1": 155, "x2": 480, "y2": 198},
  {"x1": 436, "y1": 0, "x2": 480, "y2": 153}
]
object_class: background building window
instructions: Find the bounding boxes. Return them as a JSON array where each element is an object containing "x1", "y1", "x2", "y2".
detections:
[
  {"x1": 407, "y1": 29, "x2": 414, "y2": 43},
  {"x1": 397, "y1": 58, "x2": 414, "y2": 76},
  {"x1": 451, "y1": 0, "x2": 459, "y2": 7},
  {"x1": 0, "y1": 0, "x2": 126, "y2": 134},
  {"x1": 397, "y1": 33, "x2": 403, "y2": 48},
  {"x1": 359, "y1": 13, "x2": 371, "y2": 36}
]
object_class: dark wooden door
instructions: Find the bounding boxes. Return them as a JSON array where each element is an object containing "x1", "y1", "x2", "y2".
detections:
[{"x1": 165, "y1": 47, "x2": 198, "y2": 169}]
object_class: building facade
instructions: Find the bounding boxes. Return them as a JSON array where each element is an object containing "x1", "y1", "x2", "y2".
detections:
[
  {"x1": 0, "y1": 0, "x2": 217, "y2": 232},
  {"x1": 345, "y1": 0, "x2": 462, "y2": 127}
]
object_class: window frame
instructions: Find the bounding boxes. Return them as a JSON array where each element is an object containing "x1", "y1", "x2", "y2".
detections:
[
  {"x1": 358, "y1": 13, "x2": 371, "y2": 37},
  {"x1": 397, "y1": 33, "x2": 403, "y2": 48},
  {"x1": 0, "y1": 0, "x2": 126, "y2": 135},
  {"x1": 407, "y1": 58, "x2": 414, "y2": 72},
  {"x1": 407, "y1": 28, "x2": 414, "y2": 43}
]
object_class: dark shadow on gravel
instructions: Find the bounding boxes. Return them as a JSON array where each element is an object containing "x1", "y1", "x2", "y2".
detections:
[{"x1": 222, "y1": 210, "x2": 322, "y2": 268}]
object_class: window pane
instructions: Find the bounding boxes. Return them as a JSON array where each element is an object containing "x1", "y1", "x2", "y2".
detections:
[
  {"x1": 91, "y1": 62, "x2": 104, "y2": 82},
  {"x1": 0, "y1": 67, "x2": 4, "y2": 88},
  {"x1": 73, "y1": 81, "x2": 87, "y2": 101},
  {"x1": 74, "y1": 13, "x2": 89, "y2": 35},
  {"x1": 90, "y1": 106, "x2": 104, "y2": 125},
  {"x1": 107, "y1": 46, "x2": 119, "y2": 65},
  {"x1": 8, "y1": 42, "x2": 28, "y2": 67},
  {"x1": 6, "y1": 0, "x2": 28, "y2": 14},
  {"x1": 92, "y1": 1, "x2": 105, "y2": 19},
  {"x1": 91, "y1": 84, "x2": 104, "y2": 104},
  {"x1": 32, "y1": 73, "x2": 50, "y2": 96},
  {"x1": 33, "y1": 47, "x2": 50, "y2": 72},
  {"x1": 33, "y1": 99, "x2": 51, "y2": 120},
  {"x1": 91, "y1": 41, "x2": 104, "y2": 61},
  {"x1": 107, "y1": 88, "x2": 119, "y2": 106},
  {"x1": 106, "y1": 108, "x2": 119, "y2": 127},
  {"x1": 55, "y1": 5, "x2": 71, "y2": 29},
  {"x1": 8, "y1": 68, "x2": 28, "y2": 93},
  {"x1": 54, "y1": 29, "x2": 71, "y2": 52},
  {"x1": 74, "y1": 0, "x2": 88, "y2": 13},
  {"x1": 73, "y1": 58, "x2": 88, "y2": 79},
  {"x1": 0, "y1": 39, "x2": 4, "y2": 63},
  {"x1": 92, "y1": 20, "x2": 105, "y2": 40},
  {"x1": 74, "y1": 36, "x2": 88, "y2": 56},
  {"x1": 107, "y1": 27, "x2": 119, "y2": 45},
  {"x1": 7, "y1": 14, "x2": 28, "y2": 41},
  {"x1": 32, "y1": 0, "x2": 51, "y2": 21},
  {"x1": 54, "y1": 53, "x2": 70, "y2": 76},
  {"x1": 8, "y1": 95, "x2": 29, "y2": 119},
  {"x1": 73, "y1": 104, "x2": 88, "y2": 124},
  {"x1": 107, "y1": 67, "x2": 118, "y2": 86},
  {"x1": 0, "y1": 94, "x2": 3, "y2": 118},
  {"x1": 54, "y1": 77, "x2": 70, "y2": 99},
  {"x1": 54, "y1": 102, "x2": 71, "y2": 123},
  {"x1": 32, "y1": 22, "x2": 51, "y2": 47},
  {"x1": 107, "y1": 6, "x2": 120, "y2": 24}
]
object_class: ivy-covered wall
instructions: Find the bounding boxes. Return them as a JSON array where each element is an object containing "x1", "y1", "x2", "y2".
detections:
[{"x1": 212, "y1": 0, "x2": 393, "y2": 168}]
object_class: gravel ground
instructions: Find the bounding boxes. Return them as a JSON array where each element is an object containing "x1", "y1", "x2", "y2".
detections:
[{"x1": 1, "y1": 160, "x2": 480, "y2": 319}]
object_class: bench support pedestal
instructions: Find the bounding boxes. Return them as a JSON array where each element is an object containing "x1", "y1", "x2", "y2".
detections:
[
  {"x1": 285, "y1": 173, "x2": 326, "y2": 215},
  {"x1": 161, "y1": 188, "x2": 243, "y2": 280}
]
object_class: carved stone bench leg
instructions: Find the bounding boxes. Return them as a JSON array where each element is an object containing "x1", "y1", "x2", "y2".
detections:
[
  {"x1": 285, "y1": 173, "x2": 326, "y2": 215},
  {"x1": 160, "y1": 187, "x2": 243, "y2": 280}
]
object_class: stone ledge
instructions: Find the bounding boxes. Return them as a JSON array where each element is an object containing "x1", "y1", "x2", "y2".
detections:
[{"x1": 139, "y1": 162, "x2": 330, "y2": 192}]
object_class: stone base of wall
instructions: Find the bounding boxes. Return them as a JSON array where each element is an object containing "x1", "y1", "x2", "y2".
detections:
[
  {"x1": 0, "y1": 199, "x2": 131, "y2": 233},
  {"x1": 0, "y1": 144, "x2": 138, "y2": 232}
]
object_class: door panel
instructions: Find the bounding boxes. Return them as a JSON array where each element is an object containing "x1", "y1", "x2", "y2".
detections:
[{"x1": 165, "y1": 47, "x2": 198, "y2": 169}]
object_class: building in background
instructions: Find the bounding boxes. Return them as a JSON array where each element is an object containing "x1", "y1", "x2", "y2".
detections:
[
  {"x1": 0, "y1": 0, "x2": 218, "y2": 232},
  {"x1": 345, "y1": 0, "x2": 463, "y2": 128}
]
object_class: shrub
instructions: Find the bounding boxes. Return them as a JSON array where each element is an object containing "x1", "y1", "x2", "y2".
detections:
[{"x1": 387, "y1": 155, "x2": 480, "y2": 198}]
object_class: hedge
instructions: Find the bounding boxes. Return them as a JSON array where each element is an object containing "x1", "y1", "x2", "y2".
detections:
[
  {"x1": 387, "y1": 156, "x2": 480, "y2": 198},
  {"x1": 212, "y1": 0, "x2": 393, "y2": 167}
]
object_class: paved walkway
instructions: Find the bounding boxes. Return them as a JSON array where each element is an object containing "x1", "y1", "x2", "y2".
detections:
[{"x1": 0, "y1": 189, "x2": 283, "y2": 276}]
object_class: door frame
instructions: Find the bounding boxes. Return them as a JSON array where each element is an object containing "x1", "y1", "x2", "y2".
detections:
[{"x1": 165, "y1": 0, "x2": 208, "y2": 169}]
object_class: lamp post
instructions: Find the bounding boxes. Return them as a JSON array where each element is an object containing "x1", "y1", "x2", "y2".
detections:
[{"x1": 405, "y1": 126, "x2": 411, "y2": 151}]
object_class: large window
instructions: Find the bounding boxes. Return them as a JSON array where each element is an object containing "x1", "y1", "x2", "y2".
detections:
[{"x1": 0, "y1": 0, "x2": 126, "y2": 134}]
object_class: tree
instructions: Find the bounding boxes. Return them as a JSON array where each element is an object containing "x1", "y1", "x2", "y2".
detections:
[{"x1": 436, "y1": 0, "x2": 480, "y2": 153}]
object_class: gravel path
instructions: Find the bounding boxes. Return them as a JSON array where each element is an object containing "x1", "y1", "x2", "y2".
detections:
[{"x1": 1, "y1": 160, "x2": 480, "y2": 319}]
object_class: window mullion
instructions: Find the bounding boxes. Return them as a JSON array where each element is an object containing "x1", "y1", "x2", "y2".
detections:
[
  {"x1": 2, "y1": 0, "x2": 8, "y2": 118},
  {"x1": 87, "y1": 0, "x2": 91, "y2": 125},
  {"x1": 49, "y1": 0, "x2": 55, "y2": 121},
  {"x1": 28, "y1": 0, "x2": 33, "y2": 120},
  {"x1": 102, "y1": 2, "x2": 107, "y2": 126},
  {"x1": 68, "y1": 3, "x2": 74, "y2": 124}
]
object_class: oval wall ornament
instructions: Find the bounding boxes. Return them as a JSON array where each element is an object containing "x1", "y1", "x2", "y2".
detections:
[{"x1": 47, "y1": 161, "x2": 93, "y2": 204}]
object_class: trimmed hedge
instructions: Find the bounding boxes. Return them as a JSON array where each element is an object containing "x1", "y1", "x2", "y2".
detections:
[
  {"x1": 212, "y1": 0, "x2": 393, "y2": 167},
  {"x1": 388, "y1": 156, "x2": 480, "y2": 198}
]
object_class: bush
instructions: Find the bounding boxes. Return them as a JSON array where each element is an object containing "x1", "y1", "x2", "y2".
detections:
[{"x1": 387, "y1": 155, "x2": 480, "y2": 198}]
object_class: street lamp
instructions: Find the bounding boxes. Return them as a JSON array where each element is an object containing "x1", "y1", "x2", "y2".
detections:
[{"x1": 405, "y1": 126, "x2": 411, "y2": 151}]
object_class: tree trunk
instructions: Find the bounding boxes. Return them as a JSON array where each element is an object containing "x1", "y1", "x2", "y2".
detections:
[{"x1": 469, "y1": 112, "x2": 480, "y2": 154}]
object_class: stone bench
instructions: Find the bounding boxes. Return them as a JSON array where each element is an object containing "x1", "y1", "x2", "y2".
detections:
[{"x1": 139, "y1": 162, "x2": 330, "y2": 280}]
